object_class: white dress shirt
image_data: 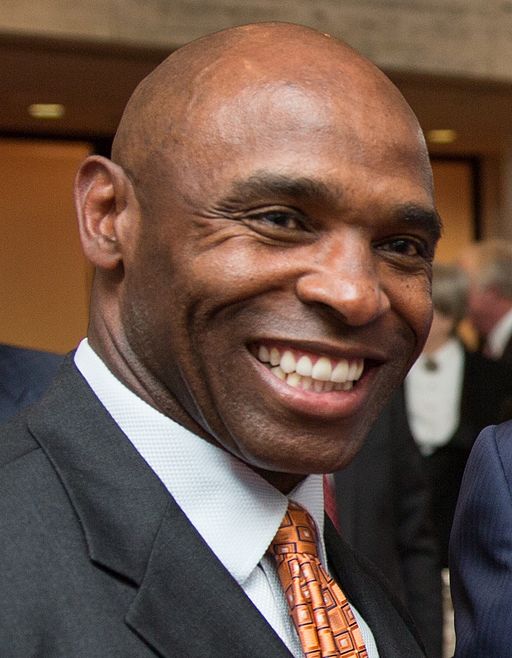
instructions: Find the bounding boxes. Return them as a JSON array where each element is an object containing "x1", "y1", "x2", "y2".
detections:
[
  {"x1": 405, "y1": 338, "x2": 464, "y2": 456},
  {"x1": 74, "y1": 339, "x2": 378, "y2": 657}
]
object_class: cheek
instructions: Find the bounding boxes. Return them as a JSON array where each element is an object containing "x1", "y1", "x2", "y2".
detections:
[{"x1": 393, "y1": 279, "x2": 433, "y2": 347}]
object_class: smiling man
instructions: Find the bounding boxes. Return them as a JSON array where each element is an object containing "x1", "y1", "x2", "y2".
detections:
[{"x1": 0, "y1": 23, "x2": 440, "y2": 658}]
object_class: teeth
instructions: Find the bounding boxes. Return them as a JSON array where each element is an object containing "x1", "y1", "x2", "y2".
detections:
[
  {"x1": 270, "y1": 347, "x2": 280, "y2": 366},
  {"x1": 258, "y1": 345, "x2": 270, "y2": 363},
  {"x1": 348, "y1": 360, "x2": 362, "y2": 381},
  {"x1": 258, "y1": 345, "x2": 364, "y2": 390},
  {"x1": 286, "y1": 372, "x2": 302, "y2": 388},
  {"x1": 296, "y1": 355, "x2": 313, "y2": 377},
  {"x1": 271, "y1": 365, "x2": 286, "y2": 380},
  {"x1": 354, "y1": 360, "x2": 364, "y2": 380},
  {"x1": 281, "y1": 350, "x2": 296, "y2": 374},
  {"x1": 331, "y1": 360, "x2": 349, "y2": 383},
  {"x1": 301, "y1": 376, "x2": 313, "y2": 391},
  {"x1": 312, "y1": 356, "x2": 332, "y2": 381}
]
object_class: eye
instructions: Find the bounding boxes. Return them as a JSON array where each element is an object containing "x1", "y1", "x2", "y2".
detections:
[
  {"x1": 376, "y1": 236, "x2": 432, "y2": 259},
  {"x1": 244, "y1": 209, "x2": 306, "y2": 231}
]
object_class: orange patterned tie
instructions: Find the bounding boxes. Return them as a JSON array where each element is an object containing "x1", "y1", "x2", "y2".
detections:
[{"x1": 269, "y1": 501, "x2": 368, "y2": 658}]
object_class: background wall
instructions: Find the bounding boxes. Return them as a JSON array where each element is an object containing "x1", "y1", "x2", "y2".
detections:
[
  {"x1": 0, "y1": 139, "x2": 91, "y2": 352},
  {"x1": 2, "y1": 0, "x2": 512, "y2": 82}
]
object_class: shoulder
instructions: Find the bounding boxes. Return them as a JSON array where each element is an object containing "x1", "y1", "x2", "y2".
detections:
[
  {"x1": 465, "y1": 421, "x2": 512, "y2": 484},
  {"x1": 450, "y1": 422, "x2": 512, "y2": 655},
  {"x1": 0, "y1": 411, "x2": 40, "y2": 468},
  {"x1": 0, "y1": 344, "x2": 63, "y2": 375}
]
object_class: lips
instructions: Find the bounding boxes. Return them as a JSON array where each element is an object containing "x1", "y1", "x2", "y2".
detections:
[{"x1": 254, "y1": 344, "x2": 364, "y2": 393}]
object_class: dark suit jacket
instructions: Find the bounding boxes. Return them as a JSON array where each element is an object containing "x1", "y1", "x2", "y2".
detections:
[
  {"x1": 0, "y1": 358, "x2": 426, "y2": 657},
  {"x1": 420, "y1": 348, "x2": 512, "y2": 567},
  {"x1": 450, "y1": 421, "x2": 512, "y2": 657},
  {"x1": 0, "y1": 343, "x2": 63, "y2": 424},
  {"x1": 334, "y1": 393, "x2": 443, "y2": 658}
]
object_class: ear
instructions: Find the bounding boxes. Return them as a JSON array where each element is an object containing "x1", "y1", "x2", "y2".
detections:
[{"x1": 74, "y1": 155, "x2": 136, "y2": 270}]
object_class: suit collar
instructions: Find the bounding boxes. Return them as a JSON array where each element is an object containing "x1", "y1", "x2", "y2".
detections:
[{"x1": 27, "y1": 359, "x2": 292, "y2": 657}]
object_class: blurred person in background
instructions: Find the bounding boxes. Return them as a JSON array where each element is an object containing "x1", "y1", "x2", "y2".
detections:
[
  {"x1": 405, "y1": 263, "x2": 511, "y2": 568},
  {"x1": 458, "y1": 239, "x2": 512, "y2": 363},
  {"x1": 0, "y1": 343, "x2": 63, "y2": 424},
  {"x1": 333, "y1": 391, "x2": 443, "y2": 658}
]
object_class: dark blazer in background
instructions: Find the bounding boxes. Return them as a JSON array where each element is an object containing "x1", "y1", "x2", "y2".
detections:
[
  {"x1": 419, "y1": 348, "x2": 512, "y2": 568},
  {"x1": 0, "y1": 359, "x2": 427, "y2": 657},
  {"x1": 450, "y1": 421, "x2": 512, "y2": 657},
  {"x1": 334, "y1": 392, "x2": 443, "y2": 658},
  {"x1": 0, "y1": 343, "x2": 63, "y2": 424}
]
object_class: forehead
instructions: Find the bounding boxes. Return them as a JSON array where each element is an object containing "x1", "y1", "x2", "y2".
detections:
[{"x1": 168, "y1": 76, "x2": 433, "y2": 211}]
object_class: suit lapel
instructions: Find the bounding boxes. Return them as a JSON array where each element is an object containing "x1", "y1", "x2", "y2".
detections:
[
  {"x1": 27, "y1": 359, "x2": 292, "y2": 658},
  {"x1": 127, "y1": 501, "x2": 292, "y2": 657},
  {"x1": 324, "y1": 519, "x2": 426, "y2": 658}
]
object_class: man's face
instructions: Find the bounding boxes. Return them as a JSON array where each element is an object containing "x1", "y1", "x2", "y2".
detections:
[{"x1": 120, "y1": 77, "x2": 439, "y2": 483}]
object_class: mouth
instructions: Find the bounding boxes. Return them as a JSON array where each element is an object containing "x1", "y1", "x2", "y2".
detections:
[{"x1": 252, "y1": 343, "x2": 365, "y2": 393}]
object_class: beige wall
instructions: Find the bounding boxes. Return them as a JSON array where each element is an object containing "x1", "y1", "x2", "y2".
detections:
[
  {"x1": 2, "y1": 0, "x2": 512, "y2": 82},
  {"x1": 431, "y1": 160, "x2": 476, "y2": 263},
  {"x1": 0, "y1": 139, "x2": 91, "y2": 353}
]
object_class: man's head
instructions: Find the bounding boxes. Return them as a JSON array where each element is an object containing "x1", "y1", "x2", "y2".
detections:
[
  {"x1": 423, "y1": 263, "x2": 468, "y2": 354},
  {"x1": 458, "y1": 239, "x2": 512, "y2": 338},
  {"x1": 75, "y1": 23, "x2": 440, "y2": 491}
]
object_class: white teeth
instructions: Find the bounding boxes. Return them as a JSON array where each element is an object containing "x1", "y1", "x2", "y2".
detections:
[
  {"x1": 331, "y1": 360, "x2": 349, "y2": 383},
  {"x1": 354, "y1": 360, "x2": 364, "y2": 380},
  {"x1": 296, "y1": 355, "x2": 313, "y2": 377},
  {"x1": 258, "y1": 345, "x2": 364, "y2": 390},
  {"x1": 301, "y1": 376, "x2": 313, "y2": 391},
  {"x1": 347, "y1": 360, "x2": 360, "y2": 381},
  {"x1": 270, "y1": 347, "x2": 280, "y2": 366},
  {"x1": 271, "y1": 366, "x2": 286, "y2": 380},
  {"x1": 281, "y1": 350, "x2": 296, "y2": 374},
  {"x1": 258, "y1": 345, "x2": 270, "y2": 363},
  {"x1": 286, "y1": 372, "x2": 302, "y2": 388},
  {"x1": 312, "y1": 356, "x2": 332, "y2": 381}
]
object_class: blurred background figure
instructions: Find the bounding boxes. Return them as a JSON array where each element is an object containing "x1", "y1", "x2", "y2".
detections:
[
  {"x1": 405, "y1": 262, "x2": 512, "y2": 569},
  {"x1": 458, "y1": 239, "x2": 512, "y2": 364},
  {"x1": 0, "y1": 343, "x2": 63, "y2": 424},
  {"x1": 333, "y1": 393, "x2": 444, "y2": 658}
]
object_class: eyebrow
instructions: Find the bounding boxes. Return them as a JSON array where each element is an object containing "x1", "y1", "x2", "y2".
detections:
[
  {"x1": 392, "y1": 204, "x2": 443, "y2": 243},
  {"x1": 219, "y1": 173, "x2": 343, "y2": 209},
  {"x1": 217, "y1": 172, "x2": 443, "y2": 242}
]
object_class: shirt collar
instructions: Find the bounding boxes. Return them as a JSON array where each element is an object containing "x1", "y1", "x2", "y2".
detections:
[{"x1": 74, "y1": 339, "x2": 325, "y2": 585}]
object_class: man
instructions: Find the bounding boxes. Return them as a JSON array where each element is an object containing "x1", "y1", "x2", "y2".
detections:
[
  {"x1": 450, "y1": 422, "x2": 512, "y2": 656},
  {"x1": 0, "y1": 343, "x2": 63, "y2": 423},
  {"x1": 0, "y1": 23, "x2": 441, "y2": 657},
  {"x1": 458, "y1": 239, "x2": 512, "y2": 362}
]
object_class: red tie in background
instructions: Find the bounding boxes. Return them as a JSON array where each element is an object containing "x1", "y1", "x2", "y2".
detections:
[{"x1": 269, "y1": 501, "x2": 368, "y2": 657}]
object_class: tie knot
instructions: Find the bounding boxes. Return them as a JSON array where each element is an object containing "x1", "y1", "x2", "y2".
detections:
[{"x1": 270, "y1": 501, "x2": 319, "y2": 558}]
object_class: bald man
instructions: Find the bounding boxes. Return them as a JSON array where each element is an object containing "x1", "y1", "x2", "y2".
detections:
[{"x1": 0, "y1": 23, "x2": 441, "y2": 657}]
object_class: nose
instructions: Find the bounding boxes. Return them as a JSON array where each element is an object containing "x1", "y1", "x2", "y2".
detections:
[{"x1": 295, "y1": 236, "x2": 391, "y2": 326}]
